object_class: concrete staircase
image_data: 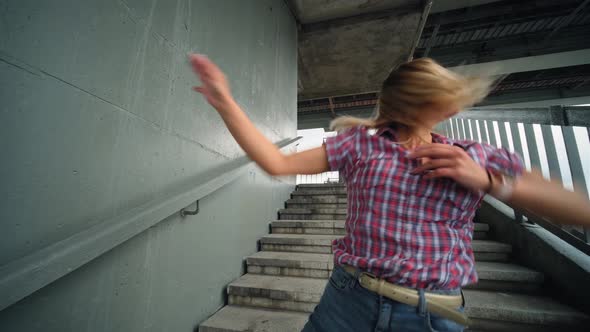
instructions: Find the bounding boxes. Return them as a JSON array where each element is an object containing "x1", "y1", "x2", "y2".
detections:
[{"x1": 200, "y1": 184, "x2": 589, "y2": 332}]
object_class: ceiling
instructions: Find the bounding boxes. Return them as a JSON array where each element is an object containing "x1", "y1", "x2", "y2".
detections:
[
  {"x1": 295, "y1": 0, "x2": 590, "y2": 130},
  {"x1": 288, "y1": 0, "x2": 421, "y2": 24},
  {"x1": 414, "y1": 0, "x2": 590, "y2": 65},
  {"x1": 287, "y1": 0, "x2": 428, "y2": 100}
]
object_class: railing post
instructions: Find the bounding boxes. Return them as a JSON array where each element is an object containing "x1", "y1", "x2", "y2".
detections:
[
  {"x1": 498, "y1": 122, "x2": 511, "y2": 151},
  {"x1": 488, "y1": 121, "x2": 498, "y2": 147},
  {"x1": 478, "y1": 120, "x2": 489, "y2": 143},
  {"x1": 549, "y1": 105, "x2": 567, "y2": 126},
  {"x1": 587, "y1": 126, "x2": 590, "y2": 243},
  {"x1": 540, "y1": 125, "x2": 563, "y2": 181},
  {"x1": 458, "y1": 106, "x2": 590, "y2": 246}
]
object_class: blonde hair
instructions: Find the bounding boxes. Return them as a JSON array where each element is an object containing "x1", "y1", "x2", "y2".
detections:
[{"x1": 330, "y1": 58, "x2": 495, "y2": 132}]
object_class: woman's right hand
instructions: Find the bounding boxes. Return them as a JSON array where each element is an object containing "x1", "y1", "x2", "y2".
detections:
[
  {"x1": 187, "y1": 53, "x2": 330, "y2": 177},
  {"x1": 189, "y1": 53, "x2": 235, "y2": 111},
  {"x1": 409, "y1": 143, "x2": 491, "y2": 193}
]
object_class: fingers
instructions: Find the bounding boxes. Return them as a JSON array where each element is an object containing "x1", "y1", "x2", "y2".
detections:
[
  {"x1": 192, "y1": 86, "x2": 206, "y2": 94},
  {"x1": 408, "y1": 144, "x2": 464, "y2": 160},
  {"x1": 411, "y1": 159, "x2": 455, "y2": 174},
  {"x1": 423, "y1": 168, "x2": 454, "y2": 180},
  {"x1": 189, "y1": 53, "x2": 216, "y2": 79},
  {"x1": 408, "y1": 147, "x2": 455, "y2": 159}
]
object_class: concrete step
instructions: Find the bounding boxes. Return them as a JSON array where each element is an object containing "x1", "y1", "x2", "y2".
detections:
[
  {"x1": 246, "y1": 252, "x2": 543, "y2": 292},
  {"x1": 286, "y1": 202, "x2": 348, "y2": 209},
  {"x1": 465, "y1": 290, "x2": 589, "y2": 331},
  {"x1": 199, "y1": 303, "x2": 589, "y2": 332},
  {"x1": 278, "y1": 208, "x2": 346, "y2": 220},
  {"x1": 260, "y1": 234, "x2": 341, "y2": 254},
  {"x1": 270, "y1": 219, "x2": 489, "y2": 238},
  {"x1": 199, "y1": 305, "x2": 309, "y2": 332},
  {"x1": 474, "y1": 222, "x2": 490, "y2": 239},
  {"x1": 293, "y1": 188, "x2": 347, "y2": 195},
  {"x1": 278, "y1": 213, "x2": 346, "y2": 220},
  {"x1": 260, "y1": 234, "x2": 508, "y2": 260},
  {"x1": 291, "y1": 190, "x2": 347, "y2": 200},
  {"x1": 466, "y1": 262, "x2": 544, "y2": 292},
  {"x1": 286, "y1": 197, "x2": 348, "y2": 205},
  {"x1": 296, "y1": 184, "x2": 346, "y2": 190},
  {"x1": 272, "y1": 220, "x2": 489, "y2": 231},
  {"x1": 279, "y1": 208, "x2": 347, "y2": 214},
  {"x1": 226, "y1": 274, "x2": 588, "y2": 331},
  {"x1": 271, "y1": 220, "x2": 346, "y2": 235},
  {"x1": 227, "y1": 274, "x2": 325, "y2": 313},
  {"x1": 247, "y1": 251, "x2": 334, "y2": 278}
]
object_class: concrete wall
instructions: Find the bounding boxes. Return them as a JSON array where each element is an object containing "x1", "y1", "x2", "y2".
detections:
[{"x1": 0, "y1": 0, "x2": 297, "y2": 330}]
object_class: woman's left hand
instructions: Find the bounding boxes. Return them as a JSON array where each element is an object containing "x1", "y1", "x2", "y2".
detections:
[{"x1": 408, "y1": 143, "x2": 490, "y2": 192}]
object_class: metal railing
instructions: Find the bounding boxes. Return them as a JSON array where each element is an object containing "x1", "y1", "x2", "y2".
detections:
[
  {"x1": 295, "y1": 133, "x2": 341, "y2": 184},
  {"x1": 443, "y1": 105, "x2": 590, "y2": 252},
  {"x1": 296, "y1": 172, "x2": 341, "y2": 184}
]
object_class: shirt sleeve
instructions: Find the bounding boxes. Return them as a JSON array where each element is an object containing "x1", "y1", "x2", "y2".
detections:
[
  {"x1": 324, "y1": 126, "x2": 361, "y2": 175},
  {"x1": 480, "y1": 144, "x2": 525, "y2": 177}
]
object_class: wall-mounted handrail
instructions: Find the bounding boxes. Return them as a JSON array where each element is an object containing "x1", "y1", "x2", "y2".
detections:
[{"x1": 0, "y1": 136, "x2": 301, "y2": 311}]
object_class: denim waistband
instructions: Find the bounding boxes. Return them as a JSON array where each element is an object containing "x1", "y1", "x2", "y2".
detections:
[
  {"x1": 336, "y1": 264, "x2": 462, "y2": 296},
  {"x1": 425, "y1": 288, "x2": 462, "y2": 295}
]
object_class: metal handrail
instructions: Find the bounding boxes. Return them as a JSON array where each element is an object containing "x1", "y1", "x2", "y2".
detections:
[
  {"x1": 456, "y1": 106, "x2": 590, "y2": 126},
  {"x1": 0, "y1": 136, "x2": 302, "y2": 311},
  {"x1": 445, "y1": 105, "x2": 590, "y2": 250}
]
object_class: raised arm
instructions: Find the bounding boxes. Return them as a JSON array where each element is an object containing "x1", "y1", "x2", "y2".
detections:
[
  {"x1": 505, "y1": 170, "x2": 590, "y2": 226},
  {"x1": 409, "y1": 143, "x2": 590, "y2": 226},
  {"x1": 189, "y1": 54, "x2": 329, "y2": 176}
]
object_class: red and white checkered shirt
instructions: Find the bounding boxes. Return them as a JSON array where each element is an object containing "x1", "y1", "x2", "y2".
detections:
[{"x1": 325, "y1": 125, "x2": 524, "y2": 290}]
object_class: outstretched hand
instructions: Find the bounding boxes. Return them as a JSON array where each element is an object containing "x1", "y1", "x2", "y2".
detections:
[
  {"x1": 189, "y1": 53, "x2": 234, "y2": 110},
  {"x1": 409, "y1": 143, "x2": 490, "y2": 192}
]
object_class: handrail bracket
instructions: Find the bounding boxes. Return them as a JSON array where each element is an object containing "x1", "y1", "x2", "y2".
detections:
[{"x1": 180, "y1": 200, "x2": 200, "y2": 217}]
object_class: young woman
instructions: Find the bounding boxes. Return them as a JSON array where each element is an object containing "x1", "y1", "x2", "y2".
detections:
[{"x1": 189, "y1": 54, "x2": 590, "y2": 332}]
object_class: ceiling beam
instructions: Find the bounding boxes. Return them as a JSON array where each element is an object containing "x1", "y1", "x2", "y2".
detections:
[
  {"x1": 544, "y1": 0, "x2": 590, "y2": 41},
  {"x1": 449, "y1": 49, "x2": 590, "y2": 76},
  {"x1": 423, "y1": 23, "x2": 440, "y2": 57},
  {"x1": 423, "y1": 0, "x2": 581, "y2": 29},
  {"x1": 298, "y1": 85, "x2": 590, "y2": 130},
  {"x1": 481, "y1": 96, "x2": 590, "y2": 108},
  {"x1": 408, "y1": 0, "x2": 434, "y2": 61},
  {"x1": 480, "y1": 85, "x2": 590, "y2": 106},
  {"x1": 299, "y1": 3, "x2": 422, "y2": 33},
  {"x1": 430, "y1": 0, "x2": 505, "y2": 14}
]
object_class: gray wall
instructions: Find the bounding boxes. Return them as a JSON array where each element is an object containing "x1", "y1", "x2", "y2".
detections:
[{"x1": 0, "y1": 0, "x2": 297, "y2": 330}]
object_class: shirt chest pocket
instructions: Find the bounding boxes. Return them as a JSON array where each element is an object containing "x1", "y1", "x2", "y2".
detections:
[
  {"x1": 357, "y1": 153, "x2": 403, "y2": 190},
  {"x1": 361, "y1": 154, "x2": 473, "y2": 213},
  {"x1": 422, "y1": 180, "x2": 473, "y2": 213}
]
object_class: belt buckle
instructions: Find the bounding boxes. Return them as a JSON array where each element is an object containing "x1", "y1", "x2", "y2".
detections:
[{"x1": 358, "y1": 271, "x2": 377, "y2": 287}]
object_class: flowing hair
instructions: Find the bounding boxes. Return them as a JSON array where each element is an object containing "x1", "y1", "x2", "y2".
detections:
[{"x1": 330, "y1": 58, "x2": 495, "y2": 132}]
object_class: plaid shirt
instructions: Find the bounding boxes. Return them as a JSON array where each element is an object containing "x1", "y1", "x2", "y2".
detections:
[{"x1": 325, "y1": 125, "x2": 523, "y2": 290}]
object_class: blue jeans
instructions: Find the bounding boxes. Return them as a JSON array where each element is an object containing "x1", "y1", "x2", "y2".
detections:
[{"x1": 302, "y1": 266, "x2": 466, "y2": 332}]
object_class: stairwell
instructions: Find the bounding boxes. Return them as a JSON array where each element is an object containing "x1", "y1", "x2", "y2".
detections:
[{"x1": 200, "y1": 183, "x2": 589, "y2": 332}]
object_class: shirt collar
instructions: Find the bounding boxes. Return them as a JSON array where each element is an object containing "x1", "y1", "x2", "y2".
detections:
[{"x1": 376, "y1": 125, "x2": 450, "y2": 145}]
